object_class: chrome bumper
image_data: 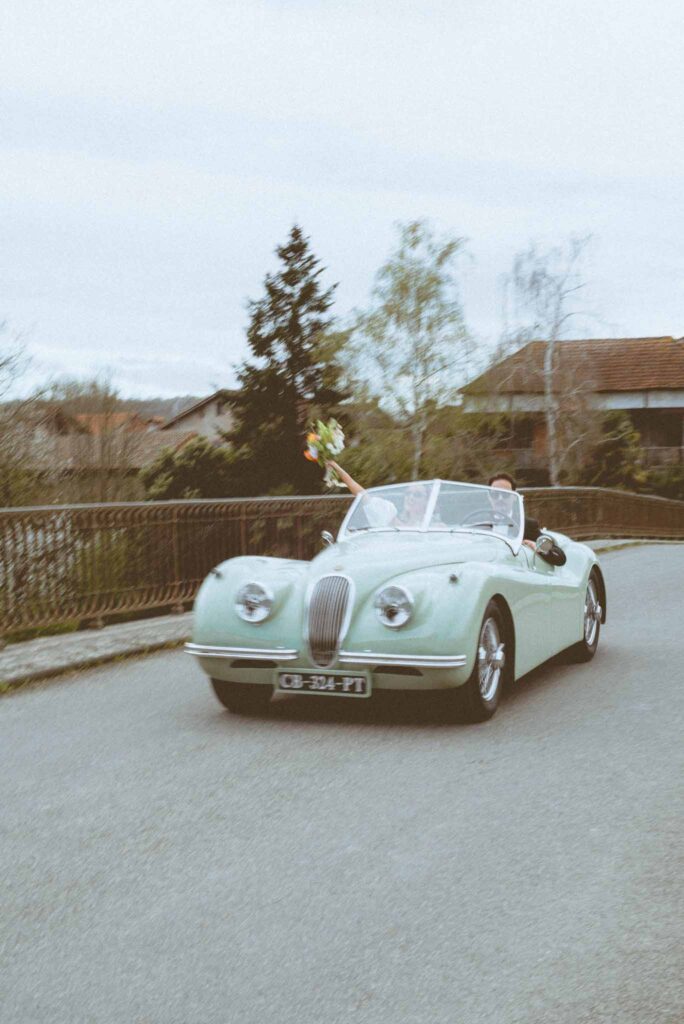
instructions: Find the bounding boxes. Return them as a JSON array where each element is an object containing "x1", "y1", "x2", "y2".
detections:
[
  {"x1": 185, "y1": 642, "x2": 467, "y2": 670},
  {"x1": 339, "y1": 651, "x2": 467, "y2": 668},
  {"x1": 184, "y1": 643, "x2": 299, "y2": 661}
]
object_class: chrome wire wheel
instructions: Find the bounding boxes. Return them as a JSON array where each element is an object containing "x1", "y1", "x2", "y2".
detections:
[
  {"x1": 477, "y1": 617, "x2": 505, "y2": 702},
  {"x1": 565, "y1": 572, "x2": 604, "y2": 663},
  {"x1": 583, "y1": 579, "x2": 602, "y2": 647}
]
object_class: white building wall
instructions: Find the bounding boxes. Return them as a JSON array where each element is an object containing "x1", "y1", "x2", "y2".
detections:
[{"x1": 163, "y1": 401, "x2": 234, "y2": 440}]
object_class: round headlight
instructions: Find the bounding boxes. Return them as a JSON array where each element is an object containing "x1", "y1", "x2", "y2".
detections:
[
  {"x1": 235, "y1": 582, "x2": 273, "y2": 623},
  {"x1": 374, "y1": 585, "x2": 414, "y2": 629}
]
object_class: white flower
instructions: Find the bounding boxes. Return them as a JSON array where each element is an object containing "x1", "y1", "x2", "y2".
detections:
[{"x1": 329, "y1": 427, "x2": 345, "y2": 455}]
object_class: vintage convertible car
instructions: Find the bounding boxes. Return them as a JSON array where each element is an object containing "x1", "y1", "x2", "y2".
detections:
[{"x1": 186, "y1": 481, "x2": 606, "y2": 722}]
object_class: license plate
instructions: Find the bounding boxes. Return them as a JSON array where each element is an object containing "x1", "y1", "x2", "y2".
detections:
[{"x1": 276, "y1": 671, "x2": 371, "y2": 698}]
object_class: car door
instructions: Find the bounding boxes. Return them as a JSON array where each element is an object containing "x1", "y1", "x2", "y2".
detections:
[
  {"x1": 511, "y1": 546, "x2": 555, "y2": 676},
  {"x1": 547, "y1": 558, "x2": 585, "y2": 652}
]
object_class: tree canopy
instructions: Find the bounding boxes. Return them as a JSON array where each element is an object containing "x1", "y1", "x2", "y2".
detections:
[
  {"x1": 345, "y1": 220, "x2": 471, "y2": 478},
  {"x1": 225, "y1": 225, "x2": 346, "y2": 495}
]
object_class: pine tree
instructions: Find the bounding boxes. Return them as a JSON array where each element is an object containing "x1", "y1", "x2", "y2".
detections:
[{"x1": 227, "y1": 225, "x2": 344, "y2": 494}]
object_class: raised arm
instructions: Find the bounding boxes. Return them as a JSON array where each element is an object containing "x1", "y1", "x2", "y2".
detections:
[{"x1": 328, "y1": 461, "x2": 364, "y2": 496}]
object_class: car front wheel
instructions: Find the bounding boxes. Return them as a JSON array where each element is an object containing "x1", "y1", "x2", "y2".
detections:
[
  {"x1": 210, "y1": 679, "x2": 273, "y2": 715},
  {"x1": 447, "y1": 601, "x2": 506, "y2": 723}
]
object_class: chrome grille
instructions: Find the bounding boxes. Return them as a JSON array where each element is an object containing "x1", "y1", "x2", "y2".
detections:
[{"x1": 308, "y1": 575, "x2": 351, "y2": 668}]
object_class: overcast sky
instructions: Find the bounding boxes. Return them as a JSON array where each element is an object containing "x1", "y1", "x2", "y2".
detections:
[{"x1": 2, "y1": 0, "x2": 683, "y2": 398}]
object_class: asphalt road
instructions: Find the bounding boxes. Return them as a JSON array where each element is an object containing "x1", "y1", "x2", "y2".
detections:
[{"x1": 2, "y1": 546, "x2": 683, "y2": 1024}]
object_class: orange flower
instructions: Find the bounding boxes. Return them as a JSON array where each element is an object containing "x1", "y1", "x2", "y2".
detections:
[{"x1": 304, "y1": 433, "x2": 320, "y2": 462}]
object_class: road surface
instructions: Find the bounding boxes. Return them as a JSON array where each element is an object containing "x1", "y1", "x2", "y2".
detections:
[{"x1": 1, "y1": 546, "x2": 683, "y2": 1023}]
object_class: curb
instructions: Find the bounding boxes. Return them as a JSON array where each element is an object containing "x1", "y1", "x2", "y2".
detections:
[
  {"x1": 0, "y1": 637, "x2": 189, "y2": 694},
  {"x1": 589, "y1": 539, "x2": 684, "y2": 555}
]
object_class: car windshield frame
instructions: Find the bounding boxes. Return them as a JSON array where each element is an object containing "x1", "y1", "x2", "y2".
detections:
[{"x1": 338, "y1": 479, "x2": 525, "y2": 554}]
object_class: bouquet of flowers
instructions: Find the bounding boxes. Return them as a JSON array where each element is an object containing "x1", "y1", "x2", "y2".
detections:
[{"x1": 304, "y1": 418, "x2": 346, "y2": 488}]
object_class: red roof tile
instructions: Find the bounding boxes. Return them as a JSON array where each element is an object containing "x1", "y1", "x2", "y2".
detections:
[
  {"x1": 74, "y1": 412, "x2": 153, "y2": 434},
  {"x1": 464, "y1": 337, "x2": 684, "y2": 394}
]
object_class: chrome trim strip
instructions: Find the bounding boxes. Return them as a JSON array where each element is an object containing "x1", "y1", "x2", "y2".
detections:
[
  {"x1": 338, "y1": 651, "x2": 468, "y2": 668},
  {"x1": 184, "y1": 643, "x2": 299, "y2": 661},
  {"x1": 184, "y1": 643, "x2": 466, "y2": 669}
]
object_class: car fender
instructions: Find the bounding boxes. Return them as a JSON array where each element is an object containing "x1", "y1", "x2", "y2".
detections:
[
  {"x1": 341, "y1": 562, "x2": 502, "y2": 679},
  {"x1": 192, "y1": 555, "x2": 308, "y2": 649}
]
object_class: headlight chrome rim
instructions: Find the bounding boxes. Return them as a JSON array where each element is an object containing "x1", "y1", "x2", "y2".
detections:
[
  {"x1": 374, "y1": 584, "x2": 414, "y2": 629},
  {"x1": 235, "y1": 582, "x2": 274, "y2": 623}
]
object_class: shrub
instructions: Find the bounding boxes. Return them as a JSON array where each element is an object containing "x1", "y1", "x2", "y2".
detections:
[
  {"x1": 645, "y1": 464, "x2": 684, "y2": 501},
  {"x1": 141, "y1": 437, "x2": 239, "y2": 500},
  {"x1": 577, "y1": 413, "x2": 647, "y2": 491}
]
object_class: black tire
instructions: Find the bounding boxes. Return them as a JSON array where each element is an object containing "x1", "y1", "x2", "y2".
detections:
[
  {"x1": 565, "y1": 571, "x2": 602, "y2": 663},
  {"x1": 210, "y1": 679, "x2": 273, "y2": 715},
  {"x1": 446, "y1": 601, "x2": 507, "y2": 723}
]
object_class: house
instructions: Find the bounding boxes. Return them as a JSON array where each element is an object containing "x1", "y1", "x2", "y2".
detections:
[
  {"x1": 72, "y1": 412, "x2": 162, "y2": 434},
  {"x1": 24, "y1": 404, "x2": 197, "y2": 503},
  {"x1": 160, "y1": 390, "x2": 237, "y2": 441},
  {"x1": 462, "y1": 337, "x2": 684, "y2": 478}
]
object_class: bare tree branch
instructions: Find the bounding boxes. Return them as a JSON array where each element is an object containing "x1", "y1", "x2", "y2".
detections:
[{"x1": 500, "y1": 236, "x2": 597, "y2": 485}]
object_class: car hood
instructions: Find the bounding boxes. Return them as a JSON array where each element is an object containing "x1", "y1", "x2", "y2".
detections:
[{"x1": 310, "y1": 530, "x2": 506, "y2": 586}]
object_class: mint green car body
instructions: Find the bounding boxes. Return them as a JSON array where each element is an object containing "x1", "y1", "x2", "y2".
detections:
[{"x1": 187, "y1": 481, "x2": 606, "y2": 709}]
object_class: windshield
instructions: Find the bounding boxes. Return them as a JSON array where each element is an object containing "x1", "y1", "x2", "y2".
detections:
[{"x1": 341, "y1": 481, "x2": 524, "y2": 550}]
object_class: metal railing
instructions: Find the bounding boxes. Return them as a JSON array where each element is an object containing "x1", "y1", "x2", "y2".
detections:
[
  {"x1": 1, "y1": 487, "x2": 683, "y2": 635},
  {"x1": 521, "y1": 487, "x2": 684, "y2": 542},
  {"x1": 0, "y1": 495, "x2": 350, "y2": 635}
]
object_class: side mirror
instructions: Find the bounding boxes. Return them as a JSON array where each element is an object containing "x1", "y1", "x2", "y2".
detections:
[
  {"x1": 321, "y1": 530, "x2": 335, "y2": 547},
  {"x1": 535, "y1": 535, "x2": 554, "y2": 556}
]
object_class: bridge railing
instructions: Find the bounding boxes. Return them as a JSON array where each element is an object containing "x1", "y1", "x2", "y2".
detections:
[{"x1": 1, "y1": 487, "x2": 682, "y2": 635}]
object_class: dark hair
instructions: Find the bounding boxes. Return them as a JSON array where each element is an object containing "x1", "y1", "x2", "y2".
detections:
[{"x1": 488, "y1": 471, "x2": 517, "y2": 490}]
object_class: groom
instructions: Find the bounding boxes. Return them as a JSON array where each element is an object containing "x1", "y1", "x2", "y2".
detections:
[{"x1": 488, "y1": 472, "x2": 567, "y2": 566}]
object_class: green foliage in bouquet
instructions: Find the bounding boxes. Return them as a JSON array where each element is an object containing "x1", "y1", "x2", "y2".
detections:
[{"x1": 304, "y1": 418, "x2": 345, "y2": 488}]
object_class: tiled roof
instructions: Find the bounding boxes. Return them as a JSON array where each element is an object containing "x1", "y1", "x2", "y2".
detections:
[
  {"x1": 161, "y1": 389, "x2": 238, "y2": 429},
  {"x1": 135, "y1": 430, "x2": 198, "y2": 466},
  {"x1": 463, "y1": 337, "x2": 684, "y2": 394},
  {"x1": 73, "y1": 412, "x2": 154, "y2": 434}
]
